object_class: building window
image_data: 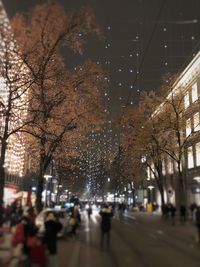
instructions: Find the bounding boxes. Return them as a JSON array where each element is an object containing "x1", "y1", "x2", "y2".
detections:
[
  {"x1": 186, "y1": 118, "x2": 191, "y2": 137},
  {"x1": 184, "y1": 91, "x2": 190, "y2": 109},
  {"x1": 192, "y1": 83, "x2": 198, "y2": 103},
  {"x1": 167, "y1": 158, "x2": 173, "y2": 174},
  {"x1": 150, "y1": 164, "x2": 155, "y2": 179},
  {"x1": 147, "y1": 167, "x2": 151, "y2": 180},
  {"x1": 162, "y1": 160, "x2": 166, "y2": 175},
  {"x1": 196, "y1": 142, "x2": 200, "y2": 166},
  {"x1": 187, "y1": 146, "x2": 194, "y2": 169},
  {"x1": 194, "y1": 112, "x2": 200, "y2": 131}
]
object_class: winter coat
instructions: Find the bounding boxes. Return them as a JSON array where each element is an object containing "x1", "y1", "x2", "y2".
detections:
[
  {"x1": 99, "y1": 207, "x2": 113, "y2": 232},
  {"x1": 44, "y1": 220, "x2": 62, "y2": 254}
]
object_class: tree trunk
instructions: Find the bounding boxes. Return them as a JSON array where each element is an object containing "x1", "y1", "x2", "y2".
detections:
[
  {"x1": 160, "y1": 187, "x2": 165, "y2": 207},
  {"x1": 177, "y1": 161, "x2": 187, "y2": 205},
  {"x1": 0, "y1": 140, "x2": 7, "y2": 226},
  {"x1": 35, "y1": 169, "x2": 44, "y2": 213},
  {"x1": 35, "y1": 153, "x2": 46, "y2": 212},
  {"x1": 155, "y1": 161, "x2": 165, "y2": 209},
  {"x1": 0, "y1": 165, "x2": 5, "y2": 226},
  {"x1": 132, "y1": 190, "x2": 135, "y2": 206}
]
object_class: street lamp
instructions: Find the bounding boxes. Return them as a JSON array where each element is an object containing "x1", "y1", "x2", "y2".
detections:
[
  {"x1": 44, "y1": 174, "x2": 52, "y2": 207},
  {"x1": 147, "y1": 185, "x2": 155, "y2": 203}
]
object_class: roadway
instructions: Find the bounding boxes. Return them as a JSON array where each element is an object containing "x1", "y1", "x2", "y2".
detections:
[{"x1": 58, "y1": 210, "x2": 200, "y2": 267}]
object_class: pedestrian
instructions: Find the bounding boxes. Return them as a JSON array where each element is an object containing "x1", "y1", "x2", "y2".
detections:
[
  {"x1": 195, "y1": 206, "x2": 200, "y2": 242},
  {"x1": 118, "y1": 203, "x2": 125, "y2": 221},
  {"x1": 12, "y1": 215, "x2": 37, "y2": 267},
  {"x1": 69, "y1": 206, "x2": 80, "y2": 237},
  {"x1": 169, "y1": 204, "x2": 176, "y2": 225},
  {"x1": 26, "y1": 207, "x2": 37, "y2": 226},
  {"x1": 190, "y1": 203, "x2": 197, "y2": 221},
  {"x1": 44, "y1": 212, "x2": 62, "y2": 267},
  {"x1": 27, "y1": 234, "x2": 47, "y2": 267},
  {"x1": 180, "y1": 204, "x2": 186, "y2": 223},
  {"x1": 87, "y1": 204, "x2": 92, "y2": 219},
  {"x1": 99, "y1": 203, "x2": 113, "y2": 250}
]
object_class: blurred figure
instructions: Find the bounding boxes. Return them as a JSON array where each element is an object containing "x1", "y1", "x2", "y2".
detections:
[
  {"x1": 12, "y1": 215, "x2": 37, "y2": 267},
  {"x1": 69, "y1": 206, "x2": 81, "y2": 237},
  {"x1": 169, "y1": 204, "x2": 176, "y2": 226},
  {"x1": 99, "y1": 204, "x2": 113, "y2": 250},
  {"x1": 27, "y1": 234, "x2": 47, "y2": 267},
  {"x1": 118, "y1": 202, "x2": 125, "y2": 221},
  {"x1": 190, "y1": 203, "x2": 197, "y2": 221},
  {"x1": 180, "y1": 205, "x2": 186, "y2": 223},
  {"x1": 87, "y1": 204, "x2": 92, "y2": 219},
  {"x1": 195, "y1": 206, "x2": 200, "y2": 242},
  {"x1": 10, "y1": 200, "x2": 23, "y2": 229},
  {"x1": 44, "y1": 212, "x2": 62, "y2": 267},
  {"x1": 26, "y1": 207, "x2": 37, "y2": 226}
]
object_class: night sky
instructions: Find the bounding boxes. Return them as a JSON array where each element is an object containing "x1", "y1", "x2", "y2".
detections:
[
  {"x1": 2, "y1": 0, "x2": 200, "y2": 194},
  {"x1": 2, "y1": 0, "x2": 200, "y2": 118}
]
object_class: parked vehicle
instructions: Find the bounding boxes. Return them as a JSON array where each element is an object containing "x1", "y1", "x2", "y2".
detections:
[{"x1": 35, "y1": 208, "x2": 69, "y2": 237}]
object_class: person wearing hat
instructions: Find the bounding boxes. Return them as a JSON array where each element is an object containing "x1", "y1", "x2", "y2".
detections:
[{"x1": 44, "y1": 212, "x2": 62, "y2": 267}]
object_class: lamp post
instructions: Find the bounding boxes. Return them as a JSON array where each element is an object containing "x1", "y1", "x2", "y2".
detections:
[
  {"x1": 147, "y1": 185, "x2": 155, "y2": 203},
  {"x1": 44, "y1": 174, "x2": 52, "y2": 208}
]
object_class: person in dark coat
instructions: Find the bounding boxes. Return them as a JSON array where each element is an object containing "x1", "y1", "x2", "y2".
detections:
[
  {"x1": 99, "y1": 204, "x2": 113, "y2": 249},
  {"x1": 14, "y1": 215, "x2": 37, "y2": 267},
  {"x1": 180, "y1": 205, "x2": 186, "y2": 223},
  {"x1": 87, "y1": 205, "x2": 92, "y2": 219},
  {"x1": 195, "y1": 206, "x2": 200, "y2": 242},
  {"x1": 44, "y1": 212, "x2": 62, "y2": 267},
  {"x1": 169, "y1": 204, "x2": 176, "y2": 225}
]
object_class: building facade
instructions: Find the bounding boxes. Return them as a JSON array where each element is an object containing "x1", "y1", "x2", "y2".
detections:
[
  {"x1": 0, "y1": 1, "x2": 28, "y2": 204},
  {"x1": 151, "y1": 50, "x2": 200, "y2": 208}
]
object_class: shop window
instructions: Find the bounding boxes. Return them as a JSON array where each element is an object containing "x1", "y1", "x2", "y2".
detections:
[
  {"x1": 188, "y1": 146, "x2": 194, "y2": 169},
  {"x1": 192, "y1": 83, "x2": 198, "y2": 103}
]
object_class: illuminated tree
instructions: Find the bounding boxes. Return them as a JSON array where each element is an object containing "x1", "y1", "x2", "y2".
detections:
[
  {"x1": 12, "y1": 2, "x2": 105, "y2": 211},
  {"x1": 120, "y1": 92, "x2": 167, "y2": 208},
  {"x1": 156, "y1": 82, "x2": 198, "y2": 209},
  {"x1": 0, "y1": 4, "x2": 33, "y2": 224},
  {"x1": 121, "y1": 76, "x2": 199, "y2": 211}
]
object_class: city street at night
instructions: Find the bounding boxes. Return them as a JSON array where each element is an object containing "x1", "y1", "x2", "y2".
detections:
[
  {"x1": 57, "y1": 211, "x2": 200, "y2": 267},
  {"x1": 1, "y1": 0, "x2": 200, "y2": 266}
]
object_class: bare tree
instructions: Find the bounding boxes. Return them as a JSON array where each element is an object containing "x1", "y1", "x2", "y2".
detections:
[
  {"x1": 120, "y1": 92, "x2": 167, "y2": 208},
  {"x1": 12, "y1": 2, "x2": 105, "y2": 211}
]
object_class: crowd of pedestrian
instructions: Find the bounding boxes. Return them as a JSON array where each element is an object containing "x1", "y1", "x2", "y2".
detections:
[
  {"x1": 0, "y1": 199, "x2": 84, "y2": 267},
  {"x1": 3, "y1": 198, "x2": 200, "y2": 266}
]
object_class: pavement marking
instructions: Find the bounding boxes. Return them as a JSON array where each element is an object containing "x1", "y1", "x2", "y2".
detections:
[
  {"x1": 156, "y1": 230, "x2": 164, "y2": 235},
  {"x1": 124, "y1": 214, "x2": 136, "y2": 220}
]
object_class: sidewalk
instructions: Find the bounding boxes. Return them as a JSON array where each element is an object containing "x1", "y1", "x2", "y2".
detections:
[
  {"x1": 0, "y1": 227, "x2": 12, "y2": 267},
  {"x1": 0, "y1": 227, "x2": 20, "y2": 267}
]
